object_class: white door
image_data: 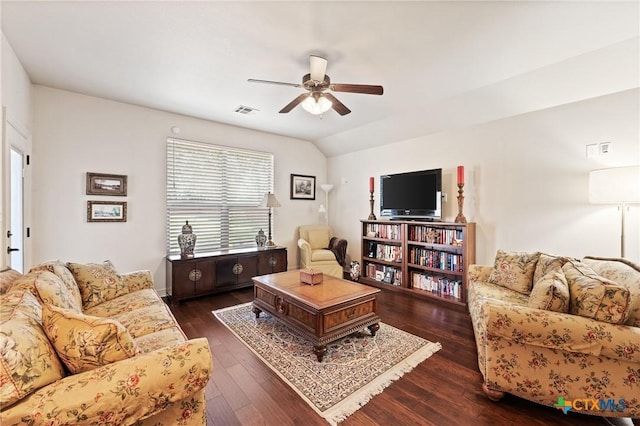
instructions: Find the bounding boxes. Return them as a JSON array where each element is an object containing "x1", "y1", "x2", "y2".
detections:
[
  {"x1": 9, "y1": 148, "x2": 24, "y2": 272},
  {"x1": 2, "y1": 108, "x2": 30, "y2": 272}
]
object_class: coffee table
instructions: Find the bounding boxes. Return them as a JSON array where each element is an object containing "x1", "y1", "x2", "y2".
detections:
[{"x1": 252, "y1": 270, "x2": 381, "y2": 362}]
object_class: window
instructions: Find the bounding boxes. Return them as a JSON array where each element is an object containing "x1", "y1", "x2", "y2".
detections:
[{"x1": 166, "y1": 138, "x2": 274, "y2": 255}]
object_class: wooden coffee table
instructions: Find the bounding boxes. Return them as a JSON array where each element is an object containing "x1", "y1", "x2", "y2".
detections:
[{"x1": 252, "y1": 270, "x2": 381, "y2": 362}]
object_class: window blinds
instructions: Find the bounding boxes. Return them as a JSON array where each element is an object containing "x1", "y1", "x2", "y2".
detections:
[{"x1": 166, "y1": 138, "x2": 274, "y2": 255}]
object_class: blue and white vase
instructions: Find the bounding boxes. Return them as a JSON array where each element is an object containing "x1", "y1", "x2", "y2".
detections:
[{"x1": 178, "y1": 221, "x2": 197, "y2": 257}]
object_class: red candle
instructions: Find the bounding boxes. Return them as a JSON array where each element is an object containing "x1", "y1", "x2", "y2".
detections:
[
  {"x1": 457, "y1": 166, "x2": 464, "y2": 185},
  {"x1": 369, "y1": 177, "x2": 374, "y2": 192}
]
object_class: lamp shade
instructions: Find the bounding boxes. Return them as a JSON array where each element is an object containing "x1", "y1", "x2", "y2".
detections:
[
  {"x1": 260, "y1": 192, "x2": 281, "y2": 208},
  {"x1": 589, "y1": 166, "x2": 640, "y2": 204}
]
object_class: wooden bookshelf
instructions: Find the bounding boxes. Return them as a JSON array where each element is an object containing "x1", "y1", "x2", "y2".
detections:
[{"x1": 360, "y1": 220, "x2": 475, "y2": 310}]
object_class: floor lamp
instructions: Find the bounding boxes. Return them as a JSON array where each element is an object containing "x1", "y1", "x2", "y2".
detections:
[
  {"x1": 589, "y1": 166, "x2": 640, "y2": 258},
  {"x1": 319, "y1": 184, "x2": 334, "y2": 225},
  {"x1": 261, "y1": 192, "x2": 281, "y2": 248}
]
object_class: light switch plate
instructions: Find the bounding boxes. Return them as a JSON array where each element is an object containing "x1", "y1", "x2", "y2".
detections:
[{"x1": 586, "y1": 144, "x2": 598, "y2": 158}]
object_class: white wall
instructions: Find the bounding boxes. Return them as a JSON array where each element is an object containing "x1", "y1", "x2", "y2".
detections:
[
  {"x1": 32, "y1": 86, "x2": 327, "y2": 295},
  {"x1": 328, "y1": 89, "x2": 640, "y2": 266}
]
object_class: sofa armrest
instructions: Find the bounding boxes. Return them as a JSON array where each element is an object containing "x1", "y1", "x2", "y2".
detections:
[
  {"x1": 298, "y1": 238, "x2": 312, "y2": 264},
  {"x1": 121, "y1": 270, "x2": 154, "y2": 292},
  {"x1": 479, "y1": 301, "x2": 598, "y2": 356},
  {"x1": 0, "y1": 338, "x2": 212, "y2": 425},
  {"x1": 468, "y1": 264, "x2": 493, "y2": 283}
]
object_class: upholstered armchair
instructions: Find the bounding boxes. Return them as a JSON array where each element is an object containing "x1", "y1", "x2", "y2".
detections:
[{"x1": 297, "y1": 225, "x2": 347, "y2": 278}]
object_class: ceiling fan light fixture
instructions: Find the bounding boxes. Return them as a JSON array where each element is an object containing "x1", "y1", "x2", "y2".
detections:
[{"x1": 301, "y1": 94, "x2": 332, "y2": 115}]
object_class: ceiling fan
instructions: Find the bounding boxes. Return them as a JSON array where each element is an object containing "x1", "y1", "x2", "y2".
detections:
[{"x1": 248, "y1": 55, "x2": 383, "y2": 116}]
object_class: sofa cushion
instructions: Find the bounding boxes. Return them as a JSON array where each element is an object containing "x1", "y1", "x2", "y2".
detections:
[
  {"x1": 29, "y1": 260, "x2": 83, "y2": 309},
  {"x1": 487, "y1": 250, "x2": 540, "y2": 294},
  {"x1": 307, "y1": 229, "x2": 331, "y2": 250},
  {"x1": 532, "y1": 253, "x2": 570, "y2": 284},
  {"x1": 42, "y1": 304, "x2": 140, "y2": 374},
  {"x1": 528, "y1": 265, "x2": 570, "y2": 313},
  {"x1": 84, "y1": 289, "x2": 161, "y2": 318},
  {"x1": 112, "y1": 304, "x2": 179, "y2": 339},
  {"x1": 0, "y1": 268, "x2": 22, "y2": 295},
  {"x1": 66, "y1": 260, "x2": 129, "y2": 309},
  {"x1": 9, "y1": 270, "x2": 82, "y2": 313},
  {"x1": 582, "y1": 256, "x2": 640, "y2": 327},
  {"x1": 0, "y1": 292, "x2": 65, "y2": 408},
  {"x1": 563, "y1": 260, "x2": 631, "y2": 324}
]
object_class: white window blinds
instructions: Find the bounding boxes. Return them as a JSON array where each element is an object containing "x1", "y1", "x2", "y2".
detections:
[{"x1": 166, "y1": 138, "x2": 274, "y2": 255}]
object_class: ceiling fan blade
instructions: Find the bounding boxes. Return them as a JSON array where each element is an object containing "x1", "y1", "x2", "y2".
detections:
[
  {"x1": 248, "y1": 78, "x2": 301, "y2": 88},
  {"x1": 279, "y1": 93, "x2": 309, "y2": 113},
  {"x1": 330, "y1": 83, "x2": 384, "y2": 95},
  {"x1": 324, "y1": 93, "x2": 351, "y2": 116},
  {"x1": 309, "y1": 55, "x2": 328, "y2": 82}
]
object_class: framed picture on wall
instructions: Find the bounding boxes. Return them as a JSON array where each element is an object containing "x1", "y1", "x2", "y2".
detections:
[
  {"x1": 290, "y1": 174, "x2": 316, "y2": 200},
  {"x1": 86, "y1": 172, "x2": 127, "y2": 196},
  {"x1": 87, "y1": 201, "x2": 127, "y2": 222}
]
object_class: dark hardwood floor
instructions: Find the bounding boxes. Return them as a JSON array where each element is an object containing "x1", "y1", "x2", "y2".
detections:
[{"x1": 169, "y1": 287, "x2": 635, "y2": 426}]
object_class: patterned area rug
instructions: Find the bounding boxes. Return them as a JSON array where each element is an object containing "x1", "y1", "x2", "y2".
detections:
[{"x1": 213, "y1": 303, "x2": 441, "y2": 425}]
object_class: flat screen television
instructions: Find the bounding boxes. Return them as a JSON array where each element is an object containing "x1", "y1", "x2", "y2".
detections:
[{"x1": 380, "y1": 168, "x2": 442, "y2": 220}]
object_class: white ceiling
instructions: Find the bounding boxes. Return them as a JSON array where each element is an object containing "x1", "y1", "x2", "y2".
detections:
[{"x1": 2, "y1": 1, "x2": 638, "y2": 157}]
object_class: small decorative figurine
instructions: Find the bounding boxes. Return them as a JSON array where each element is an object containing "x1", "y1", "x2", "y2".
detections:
[
  {"x1": 255, "y1": 229, "x2": 267, "y2": 248},
  {"x1": 350, "y1": 261, "x2": 361, "y2": 281}
]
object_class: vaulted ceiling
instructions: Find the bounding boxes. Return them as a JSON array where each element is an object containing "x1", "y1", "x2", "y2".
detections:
[{"x1": 2, "y1": 1, "x2": 638, "y2": 157}]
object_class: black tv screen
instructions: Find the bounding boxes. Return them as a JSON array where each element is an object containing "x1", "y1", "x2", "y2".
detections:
[{"x1": 380, "y1": 168, "x2": 442, "y2": 220}]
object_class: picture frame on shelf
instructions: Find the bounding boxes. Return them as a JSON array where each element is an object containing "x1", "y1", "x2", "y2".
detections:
[
  {"x1": 86, "y1": 172, "x2": 127, "y2": 196},
  {"x1": 290, "y1": 174, "x2": 316, "y2": 200},
  {"x1": 87, "y1": 201, "x2": 127, "y2": 222}
]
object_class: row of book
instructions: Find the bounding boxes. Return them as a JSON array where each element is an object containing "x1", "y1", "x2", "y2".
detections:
[
  {"x1": 408, "y1": 226, "x2": 464, "y2": 245},
  {"x1": 409, "y1": 248, "x2": 463, "y2": 271},
  {"x1": 364, "y1": 223, "x2": 401, "y2": 240},
  {"x1": 411, "y1": 272, "x2": 463, "y2": 300},
  {"x1": 367, "y1": 243, "x2": 403, "y2": 263},
  {"x1": 365, "y1": 263, "x2": 402, "y2": 286}
]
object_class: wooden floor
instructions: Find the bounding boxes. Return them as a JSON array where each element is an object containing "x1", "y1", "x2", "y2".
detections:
[{"x1": 169, "y1": 287, "x2": 635, "y2": 426}]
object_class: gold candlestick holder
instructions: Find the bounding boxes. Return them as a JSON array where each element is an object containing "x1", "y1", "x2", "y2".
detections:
[
  {"x1": 368, "y1": 190, "x2": 377, "y2": 220},
  {"x1": 455, "y1": 183, "x2": 467, "y2": 223}
]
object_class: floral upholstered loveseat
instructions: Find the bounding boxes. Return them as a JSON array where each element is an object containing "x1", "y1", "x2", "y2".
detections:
[
  {"x1": 468, "y1": 252, "x2": 640, "y2": 422},
  {"x1": 0, "y1": 260, "x2": 212, "y2": 425}
]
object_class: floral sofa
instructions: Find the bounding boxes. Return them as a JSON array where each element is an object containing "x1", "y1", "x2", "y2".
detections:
[
  {"x1": 0, "y1": 260, "x2": 212, "y2": 425},
  {"x1": 468, "y1": 252, "x2": 640, "y2": 422}
]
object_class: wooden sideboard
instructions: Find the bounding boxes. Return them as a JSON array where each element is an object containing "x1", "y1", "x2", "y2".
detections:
[{"x1": 166, "y1": 246, "x2": 287, "y2": 303}]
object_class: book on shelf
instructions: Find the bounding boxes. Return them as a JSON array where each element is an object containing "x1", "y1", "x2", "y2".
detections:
[
  {"x1": 410, "y1": 272, "x2": 462, "y2": 299},
  {"x1": 365, "y1": 262, "x2": 402, "y2": 286},
  {"x1": 375, "y1": 244, "x2": 403, "y2": 263},
  {"x1": 365, "y1": 223, "x2": 402, "y2": 240},
  {"x1": 409, "y1": 226, "x2": 464, "y2": 245},
  {"x1": 409, "y1": 247, "x2": 463, "y2": 272}
]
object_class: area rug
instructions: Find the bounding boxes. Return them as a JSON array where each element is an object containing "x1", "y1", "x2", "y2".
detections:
[{"x1": 213, "y1": 303, "x2": 441, "y2": 425}]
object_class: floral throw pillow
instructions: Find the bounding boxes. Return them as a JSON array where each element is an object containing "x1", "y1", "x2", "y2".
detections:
[
  {"x1": 528, "y1": 265, "x2": 570, "y2": 313},
  {"x1": 29, "y1": 260, "x2": 83, "y2": 309},
  {"x1": 487, "y1": 250, "x2": 540, "y2": 294},
  {"x1": 42, "y1": 304, "x2": 140, "y2": 374},
  {"x1": 66, "y1": 261, "x2": 129, "y2": 309},
  {"x1": 563, "y1": 260, "x2": 631, "y2": 324},
  {"x1": 9, "y1": 270, "x2": 82, "y2": 313},
  {"x1": 0, "y1": 292, "x2": 65, "y2": 408}
]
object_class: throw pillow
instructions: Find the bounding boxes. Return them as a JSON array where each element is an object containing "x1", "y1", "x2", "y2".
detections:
[
  {"x1": 66, "y1": 261, "x2": 129, "y2": 309},
  {"x1": 528, "y1": 266, "x2": 570, "y2": 313},
  {"x1": 532, "y1": 253, "x2": 570, "y2": 285},
  {"x1": 487, "y1": 250, "x2": 540, "y2": 294},
  {"x1": 563, "y1": 260, "x2": 631, "y2": 324},
  {"x1": 307, "y1": 229, "x2": 331, "y2": 250},
  {"x1": 10, "y1": 270, "x2": 82, "y2": 313},
  {"x1": 0, "y1": 292, "x2": 65, "y2": 408},
  {"x1": 29, "y1": 260, "x2": 83, "y2": 309},
  {"x1": 0, "y1": 268, "x2": 22, "y2": 295},
  {"x1": 42, "y1": 304, "x2": 140, "y2": 374}
]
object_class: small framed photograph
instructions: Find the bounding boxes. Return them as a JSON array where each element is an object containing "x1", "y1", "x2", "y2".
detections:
[
  {"x1": 87, "y1": 201, "x2": 127, "y2": 222},
  {"x1": 290, "y1": 174, "x2": 316, "y2": 200},
  {"x1": 86, "y1": 172, "x2": 127, "y2": 196}
]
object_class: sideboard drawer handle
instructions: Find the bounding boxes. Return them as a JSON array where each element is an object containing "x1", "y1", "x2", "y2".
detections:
[
  {"x1": 269, "y1": 257, "x2": 277, "y2": 267},
  {"x1": 188, "y1": 269, "x2": 201, "y2": 282},
  {"x1": 232, "y1": 263, "x2": 243, "y2": 275}
]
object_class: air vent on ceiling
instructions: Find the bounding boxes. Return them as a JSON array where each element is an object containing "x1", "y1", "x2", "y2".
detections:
[{"x1": 234, "y1": 105, "x2": 259, "y2": 115}]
